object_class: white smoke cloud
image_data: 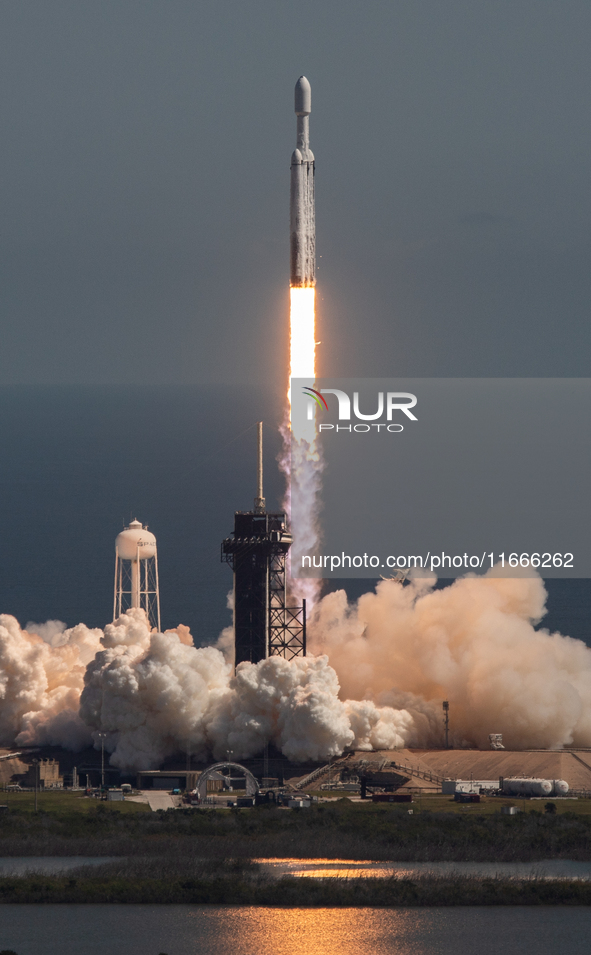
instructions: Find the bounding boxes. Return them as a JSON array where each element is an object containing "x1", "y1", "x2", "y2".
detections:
[
  {"x1": 344, "y1": 699, "x2": 416, "y2": 752},
  {"x1": 80, "y1": 610, "x2": 232, "y2": 770},
  {"x1": 25, "y1": 620, "x2": 67, "y2": 645},
  {"x1": 79, "y1": 609, "x2": 397, "y2": 768},
  {"x1": 278, "y1": 416, "x2": 324, "y2": 609},
  {"x1": 0, "y1": 615, "x2": 102, "y2": 750},
  {"x1": 3, "y1": 568, "x2": 591, "y2": 770},
  {"x1": 308, "y1": 568, "x2": 591, "y2": 751},
  {"x1": 206, "y1": 654, "x2": 356, "y2": 763}
]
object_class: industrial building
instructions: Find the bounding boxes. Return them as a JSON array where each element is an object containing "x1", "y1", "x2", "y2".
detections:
[
  {"x1": 135, "y1": 770, "x2": 200, "y2": 791},
  {"x1": 21, "y1": 758, "x2": 63, "y2": 789},
  {"x1": 4, "y1": 746, "x2": 591, "y2": 803}
]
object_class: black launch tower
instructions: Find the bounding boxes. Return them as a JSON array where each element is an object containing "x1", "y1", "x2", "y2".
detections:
[{"x1": 221, "y1": 423, "x2": 306, "y2": 666}]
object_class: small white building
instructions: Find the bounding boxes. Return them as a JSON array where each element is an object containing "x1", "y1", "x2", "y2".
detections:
[{"x1": 442, "y1": 780, "x2": 499, "y2": 795}]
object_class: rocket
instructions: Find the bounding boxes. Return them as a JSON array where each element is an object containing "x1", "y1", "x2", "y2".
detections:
[{"x1": 290, "y1": 76, "x2": 315, "y2": 287}]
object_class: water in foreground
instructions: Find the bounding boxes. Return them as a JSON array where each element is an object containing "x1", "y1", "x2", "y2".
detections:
[
  {"x1": 1, "y1": 904, "x2": 590, "y2": 955},
  {"x1": 4, "y1": 856, "x2": 591, "y2": 881},
  {"x1": 257, "y1": 858, "x2": 591, "y2": 880}
]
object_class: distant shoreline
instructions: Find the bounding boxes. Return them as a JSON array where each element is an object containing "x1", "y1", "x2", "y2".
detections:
[{"x1": 3, "y1": 797, "x2": 591, "y2": 864}]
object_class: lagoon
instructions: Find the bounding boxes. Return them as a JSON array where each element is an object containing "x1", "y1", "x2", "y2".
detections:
[{"x1": 1, "y1": 904, "x2": 591, "y2": 955}]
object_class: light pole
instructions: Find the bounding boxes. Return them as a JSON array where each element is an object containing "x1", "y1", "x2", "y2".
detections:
[
  {"x1": 98, "y1": 733, "x2": 107, "y2": 790},
  {"x1": 442, "y1": 701, "x2": 450, "y2": 749},
  {"x1": 32, "y1": 759, "x2": 39, "y2": 813},
  {"x1": 226, "y1": 750, "x2": 233, "y2": 793}
]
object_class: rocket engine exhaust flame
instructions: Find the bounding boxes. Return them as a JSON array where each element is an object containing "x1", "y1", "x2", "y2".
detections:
[
  {"x1": 286, "y1": 284, "x2": 322, "y2": 599},
  {"x1": 288, "y1": 287, "x2": 316, "y2": 428}
]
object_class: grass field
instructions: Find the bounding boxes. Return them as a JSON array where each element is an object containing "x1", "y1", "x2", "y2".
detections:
[
  {"x1": 1, "y1": 791, "x2": 591, "y2": 861},
  {"x1": 0, "y1": 791, "x2": 150, "y2": 814},
  {"x1": 2, "y1": 789, "x2": 591, "y2": 817},
  {"x1": 310, "y1": 791, "x2": 591, "y2": 815},
  {"x1": 1, "y1": 871, "x2": 590, "y2": 906}
]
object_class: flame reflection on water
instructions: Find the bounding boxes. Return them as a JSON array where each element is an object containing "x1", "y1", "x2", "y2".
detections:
[
  {"x1": 254, "y1": 857, "x2": 591, "y2": 881},
  {"x1": 1, "y1": 898, "x2": 589, "y2": 955},
  {"x1": 187, "y1": 906, "x2": 426, "y2": 955},
  {"x1": 256, "y1": 858, "x2": 395, "y2": 879}
]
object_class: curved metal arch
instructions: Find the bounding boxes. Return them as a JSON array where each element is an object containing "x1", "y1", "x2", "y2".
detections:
[{"x1": 197, "y1": 761, "x2": 258, "y2": 800}]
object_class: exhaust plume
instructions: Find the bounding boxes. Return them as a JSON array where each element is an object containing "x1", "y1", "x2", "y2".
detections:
[
  {"x1": 2, "y1": 570, "x2": 591, "y2": 769},
  {"x1": 309, "y1": 569, "x2": 591, "y2": 751},
  {"x1": 79, "y1": 608, "x2": 412, "y2": 768},
  {"x1": 0, "y1": 615, "x2": 102, "y2": 750}
]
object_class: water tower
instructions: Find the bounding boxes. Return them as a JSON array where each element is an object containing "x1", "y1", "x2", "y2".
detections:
[{"x1": 114, "y1": 519, "x2": 161, "y2": 631}]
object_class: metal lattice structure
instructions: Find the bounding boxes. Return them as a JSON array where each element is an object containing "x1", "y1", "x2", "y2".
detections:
[
  {"x1": 196, "y1": 761, "x2": 259, "y2": 801},
  {"x1": 221, "y1": 423, "x2": 306, "y2": 667},
  {"x1": 221, "y1": 510, "x2": 306, "y2": 665}
]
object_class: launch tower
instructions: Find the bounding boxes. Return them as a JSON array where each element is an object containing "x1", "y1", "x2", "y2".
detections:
[
  {"x1": 114, "y1": 519, "x2": 161, "y2": 631},
  {"x1": 221, "y1": 423, "x2": 306, "y2": 666}
]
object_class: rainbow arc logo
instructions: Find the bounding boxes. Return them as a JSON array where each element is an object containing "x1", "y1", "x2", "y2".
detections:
[{"x1": 302, "y1": 386, "x2": 328, "y2": 410}]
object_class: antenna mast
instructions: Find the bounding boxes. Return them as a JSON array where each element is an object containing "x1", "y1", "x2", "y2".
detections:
[{"x1": 254, "y1": 421, "x2": 265, "y2": 512}]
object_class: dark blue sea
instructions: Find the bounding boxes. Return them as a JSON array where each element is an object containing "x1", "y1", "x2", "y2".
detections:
[{"x1": 0, "y1": 385, "x2": 588, "y2": 646}]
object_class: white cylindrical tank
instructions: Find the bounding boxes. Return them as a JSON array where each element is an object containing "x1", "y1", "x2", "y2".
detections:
[
  {"x1": 115, "y1": 519, "x2": 157, "y2": 560},
  {"x1": 502, "y1": 778, "x2": 553, "y2": 797},
  {"x1": 113, "y1": 518, "x2": 160, "y2": 630},
  {"x1": 552, "y1": 779, "x2": 569, "y2": 796}
]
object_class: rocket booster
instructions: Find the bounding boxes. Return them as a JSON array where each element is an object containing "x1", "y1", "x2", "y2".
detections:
[{"x1": 290, "y1": 76, "x2": 315, "y2": 287}]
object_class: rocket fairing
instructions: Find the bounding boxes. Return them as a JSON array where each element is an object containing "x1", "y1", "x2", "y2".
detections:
[{"x1": 290, "y1": 76, "x2": 315, "y2": 288}]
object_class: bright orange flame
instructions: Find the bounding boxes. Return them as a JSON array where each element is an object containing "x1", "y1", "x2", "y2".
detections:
[
  {"x1": 289, "y1": 286, "x2": 315, "y2": 442},
  {"x1": 289, "y1": 286, "x2": 316, "y2": 381}
]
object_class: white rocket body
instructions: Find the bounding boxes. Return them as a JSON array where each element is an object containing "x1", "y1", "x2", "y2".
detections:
[{"x1": 290, "y1": 76, "x2": 315, "y2": 287}]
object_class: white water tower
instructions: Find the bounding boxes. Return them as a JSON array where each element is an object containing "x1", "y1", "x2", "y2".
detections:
[{"x1": 114, "y1": 519, "x2": 161, "y2": 631}]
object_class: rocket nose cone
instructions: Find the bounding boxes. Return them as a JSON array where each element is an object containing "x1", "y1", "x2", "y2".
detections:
[{"x1": 294, "y1": 75, "x2": 311, "y2": 116}]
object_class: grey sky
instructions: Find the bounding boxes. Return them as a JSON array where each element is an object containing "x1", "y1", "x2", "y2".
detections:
[{"x1": 0, "y1": 1, "x2": 589, "y2": 389}]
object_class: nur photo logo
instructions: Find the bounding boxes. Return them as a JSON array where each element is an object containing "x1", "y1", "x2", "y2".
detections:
[{"x1": 301, "y1": 385, "x2": 418, "y2": 432}]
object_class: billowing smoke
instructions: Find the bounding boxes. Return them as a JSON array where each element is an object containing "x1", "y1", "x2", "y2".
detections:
[
  {"x1": 79, "y1": 609, "x2": 411, "y2": 769},
  {"x1": 0, "y1": 615, "x2": 102, "y2": 750},
  {"x1": 80, "y1": 612, "x2": 231, "y2": 770},
  {"x1": 2, "y1": 568, "x2": 591, "y2": 769},
  {"x1": 278, "y1": 415, "x2": 324, "y2": 608},
  {"x1": 309, "y1": 568, "x2": 591, "y2": 751}
]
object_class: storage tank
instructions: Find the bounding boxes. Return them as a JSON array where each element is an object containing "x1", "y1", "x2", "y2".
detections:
[
  {"x1": 552, "y1": 779, "x2": 569, "y2": 796},
  {"x1": 502, "y1": 777, "x2": 553, "y2": 797},
  {"x1": 113, "y1": 519, "x2": 160, "y2": 630},
  {"x1": 115, "y1": 519, "x2": 157, "y2": 560}
]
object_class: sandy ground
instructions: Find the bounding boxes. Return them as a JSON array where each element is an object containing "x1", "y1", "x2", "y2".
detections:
[{"x1": 126, "y1": 791, "x2": 183, "y2": 811}]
